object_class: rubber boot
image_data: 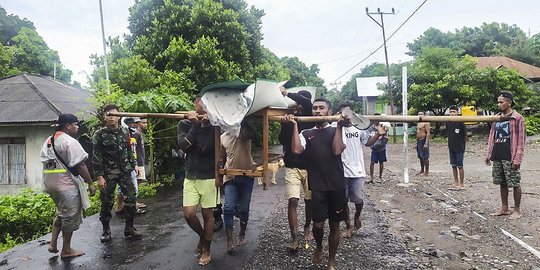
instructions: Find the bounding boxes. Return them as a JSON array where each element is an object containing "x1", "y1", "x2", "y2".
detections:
[
  {"x1": 124, "y1": 218, "x2": 142, "y2": 239},
  {"x1": 100, "y1": 223, "x2": 112, "y2": 243}
]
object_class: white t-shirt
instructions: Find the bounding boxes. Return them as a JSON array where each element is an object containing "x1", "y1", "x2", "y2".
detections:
[
  {"x1": 330, "y1": 123, "x2": 370, "y2": 178},
  {"x1": 40, "y1": 132, "x2": 88, "y2": 192}
]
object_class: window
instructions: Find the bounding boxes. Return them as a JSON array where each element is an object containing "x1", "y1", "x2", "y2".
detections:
[{"x1": 0, "y1": 138, "x2": 26, "y2": 184}]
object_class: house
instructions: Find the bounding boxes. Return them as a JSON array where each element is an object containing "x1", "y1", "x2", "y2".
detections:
[
  {"x1": 0, "y1": 73, "x2": 93, "y2": 194},
  {"x1": 475, "y1": 56, "x2": 540, "y2": 83},
  {"x1": 355, "y1": 76, "x2": 390, "y2": 115}
]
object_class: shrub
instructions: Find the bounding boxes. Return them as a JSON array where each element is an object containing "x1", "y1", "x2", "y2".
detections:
[
  {"x1": 525, "y1": 116, "x2": 540, "y2": 136},
  {"x1": 0, "y1": 189, "x2": 56, "y2": 252},
  {"x1": 0, "y1": 179, "x2": 162, "y2": 252},
  {"x1": 138, "y1": 182, "x2": 160, "y2": 198}
]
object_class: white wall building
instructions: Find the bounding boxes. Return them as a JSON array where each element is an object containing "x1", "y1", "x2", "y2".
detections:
[{"x1": 0, "y1": 73, "x2": 92, "y2": 194}]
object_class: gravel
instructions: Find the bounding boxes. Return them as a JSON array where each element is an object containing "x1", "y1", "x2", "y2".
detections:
[{"x1": 243, "y1": 194, "x2": 418, "y2": 270}]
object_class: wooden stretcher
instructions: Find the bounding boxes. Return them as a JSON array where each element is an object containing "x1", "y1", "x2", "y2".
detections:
[{"x1": 215, "y1": 107, "x2": 293, "y2": 190}]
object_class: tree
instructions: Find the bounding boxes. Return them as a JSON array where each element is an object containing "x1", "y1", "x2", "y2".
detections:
[
  {"x1": 408, "y1": 48, "x2": 476, "y2": 116},
  {"x1": 5, "y1": 27, "x2": 72, "y2": 82},
  {"x1": 88, "y1": 0, "x2": 324, "y2": 178},
  {"x1": 469, "y1": 66, "x2": 534, "y2": 113},
  {"x1": 406, "y1": 47, "x2": 535, "y2": 133},
  {"x1": 407, "y1": 22, "x2": 538, "y2": 65},
  {"x1": 0, "y1": 43, "x2": 18, "y2": 77},
  {"x1": 0, "y1": 7, "x2": 73, "y2": 82},
  {"x1": 108, "y1": 55, "x2": 160, "y2": 94},
  {"x1": 159, "y1": 36, "x2": 240, "y2": 88},
  {"x1": 280, "y1": 56, "x2": 324, "y2": 87},
  {"x1": 0, "y1": 6, "x2": 35, "y2": 45},
  {"x1": 130, "y1": 0, "x2": 254, "y2": 74},
  {"x1": 406, "y1": 28, "x2": 454, "y2": 57}
]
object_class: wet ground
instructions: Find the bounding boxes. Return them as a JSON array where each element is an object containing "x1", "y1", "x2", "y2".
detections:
[
  {"x1": 0, "y1": 163, "x2": 417, "y2": 269},
  {"x1": 7, "y1": 138, "x2": 537, "y2": 269},
  {"x1": 0, "y1": 178, "x2": 286, "y2": 270}
]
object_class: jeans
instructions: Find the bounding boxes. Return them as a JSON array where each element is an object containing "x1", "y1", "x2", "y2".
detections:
[{"x1": 223, "y1": 176, "x2": 254, "y2": 228}]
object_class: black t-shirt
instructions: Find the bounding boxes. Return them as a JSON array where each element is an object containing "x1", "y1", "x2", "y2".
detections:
[
  {"x1": 492, "y1": 120, "x2": 512, "y2": 161},
  {"x1": 301, "y1": 126, "x2": 345, "y2": 191},
  {"x1": 446, "y1": 122, "x2": 466, "y2": 152}
]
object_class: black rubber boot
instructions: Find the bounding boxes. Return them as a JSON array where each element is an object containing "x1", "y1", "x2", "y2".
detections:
[
  {"x1": 100, "y1": 224, "x2": 112, "y2": 243},
  {"x1": 124, "y1": 225, "x2": 142, "y2": 239}
]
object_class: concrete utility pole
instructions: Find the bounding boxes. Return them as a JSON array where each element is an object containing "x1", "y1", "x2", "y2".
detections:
[
  {"x1": 99, "y1": 0, "x2": 110, "y2": 86},
  {"x1": 366, "y1": 7, "x2": 396, "y2": 142},
  {"x1": 402, "y1": 66, "x2": 409, "y2": 184}
]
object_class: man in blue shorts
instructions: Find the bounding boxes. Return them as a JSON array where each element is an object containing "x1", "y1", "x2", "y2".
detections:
[
  {"x1": 446, "y1": 105, "x2": 467, "y2": 189},
  {"x1": 368, "y1": 113, "x2": 389, "y2": 183}
]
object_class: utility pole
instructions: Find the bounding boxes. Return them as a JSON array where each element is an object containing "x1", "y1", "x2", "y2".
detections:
[
  {"x1": 99, "y1": 0, "x2": 110, "y2": 89},
  {"x1": 366, "y1": 7, "x2": 397, "y2": 142}
]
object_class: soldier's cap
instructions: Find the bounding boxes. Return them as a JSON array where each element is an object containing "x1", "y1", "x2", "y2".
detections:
[{"x1": 51, "y1": 113, "x2": 79, "y2": 127}]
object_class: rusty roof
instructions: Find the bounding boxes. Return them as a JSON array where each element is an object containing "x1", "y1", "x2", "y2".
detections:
[{"x1": 475, "y1": 56, "x2": 540, "y2": 81}]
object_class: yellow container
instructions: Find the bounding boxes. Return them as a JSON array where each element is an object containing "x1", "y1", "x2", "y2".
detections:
[{"x1": 461, "y1": 106, "x2": 477, "y2": 125}]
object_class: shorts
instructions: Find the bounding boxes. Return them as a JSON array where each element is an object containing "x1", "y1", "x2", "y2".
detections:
[
  {"x1": 285, "y1": 167, "x2": 312, "y2": 200},
  {"x1": 311, "y1": 190, "x2": 348, "y2": 223},
  {"x1": 449, "y1": 151, "x2": 464, "y2": 167},
  {"x1": 371, "y1": 150, "x2": 387, "y2": 164},
  {"x1": 345, "y1": 177, "x2": 365, "y2": 204},
  {"x1": 49, "y1": 188, "x2": 83, "y2": 232},
  {"x1": 417, "y1": 138, "x2": 430, "y2": 160},
  {"x1": 492, "y1": 160, "x2": 521, "y2": 188},
  {"x1": 183, "y1": 178, "x2": 220, "y2": 208}
]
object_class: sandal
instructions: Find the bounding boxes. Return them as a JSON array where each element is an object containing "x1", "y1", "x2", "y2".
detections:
[{"x1": 137, "y1": 202, "x2": 147, "y2": 208}]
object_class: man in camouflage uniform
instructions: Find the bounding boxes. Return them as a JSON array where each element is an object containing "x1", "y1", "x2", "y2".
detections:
[{"x1": 93, "y1": 104, "x2": 141, "y2": 242}]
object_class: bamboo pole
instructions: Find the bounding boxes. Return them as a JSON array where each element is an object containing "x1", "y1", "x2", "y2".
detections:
[
  {"x1": 107, "y1": 111, "x2": 205, "y2": 120},
  {"x1": 107, "y1": 111, "x2": 509, "y2": 123},
  {"x1": 364, "y1": 115, "x2": 509, "y2": 123},
  {"x1": 270, "y1": 114, "x2": 508, "y2": 123}
]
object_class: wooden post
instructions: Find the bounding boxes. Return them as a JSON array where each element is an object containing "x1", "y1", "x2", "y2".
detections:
[{"x1": 262, "y1": 109, "x2": 269, "y2": 190}]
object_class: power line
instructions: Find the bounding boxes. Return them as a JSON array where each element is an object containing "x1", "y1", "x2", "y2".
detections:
[{"x1": 328, "y1": 0, "x2": 429, "y2": 87}]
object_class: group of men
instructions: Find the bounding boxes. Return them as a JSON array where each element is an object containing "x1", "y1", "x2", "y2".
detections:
[
  {"x1": 414, "y1": 91, "x2": 525, "y2": 221},
  {"x1": 40, "y1": 104, "x2": 149, "y2": 258},
  {"x1": 176, "y1": 89, "x2": 388, "y2": 269},
  {"x1": 40, "y1": 90, "x2": 525, "y2": 268}
]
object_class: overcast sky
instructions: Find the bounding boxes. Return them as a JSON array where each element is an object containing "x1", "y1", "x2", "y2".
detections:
[{"x1": 2, "y1": 0, "x2": 539, "y2": 88}]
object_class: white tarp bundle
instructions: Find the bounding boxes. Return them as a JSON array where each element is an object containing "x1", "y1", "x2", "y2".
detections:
[{"x1": 202, "y1": 79, "x2": 297, "y2": 136}]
